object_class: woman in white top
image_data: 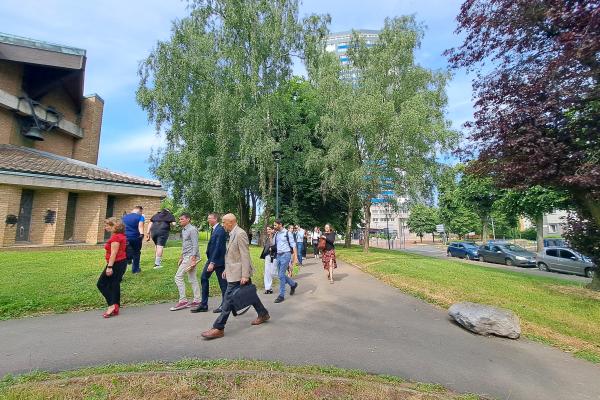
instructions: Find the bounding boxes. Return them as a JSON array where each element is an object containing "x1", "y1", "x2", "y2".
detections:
[{"x1": 311, "y1": 227, "x2": 321, "y2": 258}]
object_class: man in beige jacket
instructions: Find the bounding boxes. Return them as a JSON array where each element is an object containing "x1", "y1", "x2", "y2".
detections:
[{"x1": 201, "y1": 213, "x2": 270, "y2": 339}]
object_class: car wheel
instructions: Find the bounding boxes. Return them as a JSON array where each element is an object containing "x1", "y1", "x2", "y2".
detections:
[
  {"x1": 505, "y1": 258, "x2": 514, "y2": 266},
  {"x1": 585, "y1": 268, "x2": 595, "y2": 279},
  {"x1": 480, "y1": 256, "x2": 486, "y2": 262},
  {"x1": 538, "y1": 262, "x2": 550, "y2": 272}
]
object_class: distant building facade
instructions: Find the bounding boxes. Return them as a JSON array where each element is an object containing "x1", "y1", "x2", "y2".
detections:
[
  {"x1": 0, "y1": 33, "x2": 166, "y2": 247},
  {"x1": 325, "y1": 29, "x2": 379, "y2": 82},
  {"x1": 520, "y1": 210, "x2": 568, "y2": 237}
]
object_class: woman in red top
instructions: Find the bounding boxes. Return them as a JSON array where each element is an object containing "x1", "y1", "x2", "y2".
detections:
[{"x1": 97, "y1": 218, "x2": 128, "y2": 318}]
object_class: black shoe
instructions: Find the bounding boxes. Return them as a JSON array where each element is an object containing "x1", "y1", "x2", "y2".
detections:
[
  {"x1": 213, "y1": 307, "x2": 222, "y2": 313},
  {"x1": 190, "y1": 305, "x2": 208, "y2": 313},
  {"x1": 274, "y1": 296, "x2": 285, "y2": 303},
  {"x1": 264, "y1": 289, "x2": 273, "y2": 294},
  {"x1": 290, "y1": 282, "x2": 298, "y2": 296}
]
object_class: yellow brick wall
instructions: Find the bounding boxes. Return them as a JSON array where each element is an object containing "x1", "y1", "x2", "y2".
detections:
[
  {"x1": 0, "y1": 185, "x2": 21, "y2": 247},
  {"x1": 113, "y1": 195, "x2": 162, "y2": 236},
  {"x1": 73, "y1": 192, "x2": 108, "y2": 244},
  {"x1": 29, "y1": 190, "x2": 69, "y2": 245},
  {"x1": 73, "y1": 95, "x2": 103, "y2": 165},
  {"x1": 0, "y1": 60, "x2": 24, "y2": 146}
]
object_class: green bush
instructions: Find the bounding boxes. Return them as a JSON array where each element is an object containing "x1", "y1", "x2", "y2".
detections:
[{"x1": 520, "y1": 227, "x2": 537, "y2": 241}]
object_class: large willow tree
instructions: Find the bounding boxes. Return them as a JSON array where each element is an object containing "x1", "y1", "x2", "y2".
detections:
[
  {"x1": 137, "y1": 0, "x2": 324, "y2": 231},
  {"x1": 308, "y1": 17, "x2": 458, "y2": 251}
]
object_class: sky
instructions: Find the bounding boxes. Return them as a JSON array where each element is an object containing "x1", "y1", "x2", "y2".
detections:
[{"x1": 0, "y1": 0, "x2": 473, "y2": 179}]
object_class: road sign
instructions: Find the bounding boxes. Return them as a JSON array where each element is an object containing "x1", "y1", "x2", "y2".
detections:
[{"x1": 436, "y1": 224, "x2": 445, "y2": 233}]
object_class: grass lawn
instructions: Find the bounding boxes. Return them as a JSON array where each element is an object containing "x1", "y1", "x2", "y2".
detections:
[
  {"x1": 0, "y1": 359, "x2": 484, "y2": 400},
  {"x1": 0, "y1": 243, "x2": 266, "y2": 320},
  {"x1": 337, "y1": 246, "x2": 600, "y2": 363}
]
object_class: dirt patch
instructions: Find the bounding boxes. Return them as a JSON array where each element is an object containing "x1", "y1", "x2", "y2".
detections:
[{"x1": 1, "y1": 369, "x2": 487, "y2": 400}]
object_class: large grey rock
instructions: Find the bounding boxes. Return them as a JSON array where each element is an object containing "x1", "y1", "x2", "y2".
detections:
[{"x1": 448, "y1": 302, "x2": 521, "y2": 339}]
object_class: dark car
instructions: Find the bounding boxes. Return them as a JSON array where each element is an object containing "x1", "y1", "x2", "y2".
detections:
[
  {"x1": 447, "y1": 242, "x2": 480, "y2": 260},
  {"x1": 479, "y1": 242, "x2": 536, "y2": 267},
  {"x1": 544, "y1": 238, "x2": 567, "y2": 248}
]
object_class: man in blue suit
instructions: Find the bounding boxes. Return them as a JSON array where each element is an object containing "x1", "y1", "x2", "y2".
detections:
[{"x1": 191, "y1": 212, "x2": 228, "y2": 313}]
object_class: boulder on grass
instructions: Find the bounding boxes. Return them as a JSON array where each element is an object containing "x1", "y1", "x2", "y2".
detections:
[{"x1": 448, "y1": 302, "x2": 521, "y2": 339}]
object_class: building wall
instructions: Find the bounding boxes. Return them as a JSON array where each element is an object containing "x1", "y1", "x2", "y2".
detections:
[
  {"x1": 0, "y1": 60, "x2": 24, "y2": 146},
  {"x1": 73, "y1": 95, "x2": 103, "y2": 164},
  {"x1": 113, "y1": 195, "x2": 162, "y2": 235},
  {"x1": 73, "y1": 192, "x2": 108, "y2": 244},
  {"x1": 29, "y1": 189, "x2": 69, "y2": 245},
  {"x1": 0, "y1": 184, "x2": 21, "y2": 247}
]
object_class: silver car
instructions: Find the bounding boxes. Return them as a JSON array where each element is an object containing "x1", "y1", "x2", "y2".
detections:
[{"x1": 537, "y1": 247, "x2": 596, "y2": 278}]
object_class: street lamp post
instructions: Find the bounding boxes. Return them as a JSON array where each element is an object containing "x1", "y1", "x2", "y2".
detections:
[{"x1": 272, "y1": 150, "x2": 283, "y2": 220}]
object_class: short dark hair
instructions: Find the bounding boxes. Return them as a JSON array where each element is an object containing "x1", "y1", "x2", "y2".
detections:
[
  {"x1": 208, "y1": 212, "x2": 220, "y2": 220},
  {"x1": 134, "y1": 205, "x2": 143, "y2": 211},
  {"x1": 180, "y1": 212, "x2": 191, "y2": 220},
  {"x1": 274, "y1": 219, "x2": 283, "y2": 225}
]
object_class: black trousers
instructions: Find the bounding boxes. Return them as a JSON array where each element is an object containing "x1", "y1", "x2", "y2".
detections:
[
  {"x1": 213, "y1": 280, "x2": 268, "y2": 330},
  {"x1": 97, "y1": 260, "x2": 127, "y2": 306},
  {"x1": 200, "y1": 261, "x2": 227, "y2": 306}
]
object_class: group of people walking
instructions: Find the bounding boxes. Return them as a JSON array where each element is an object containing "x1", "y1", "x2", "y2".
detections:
[{"x1": 97, "y1": 208, "x2": 337, "y2": 339}]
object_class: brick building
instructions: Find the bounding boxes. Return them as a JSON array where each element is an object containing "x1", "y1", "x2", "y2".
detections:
[{"x1": 0, "y1": 33, "x2": 166, "y2": 247}]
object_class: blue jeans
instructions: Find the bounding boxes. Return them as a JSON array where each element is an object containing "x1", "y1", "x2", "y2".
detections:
[
  {"x1": 200, "y1": 261, "x2": 227, "y2": 307},
  {"x1": 277, "y1": 252, "x2": 296, "y2": 298},
  {"x1": 296, "y1": 242, "x2": 304, "y2": 265},
  {"x1": 126, "y1": 236, "x2": 143, "y2": 273}
]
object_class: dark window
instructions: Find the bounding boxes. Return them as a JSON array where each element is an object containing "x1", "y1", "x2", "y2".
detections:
[
  {"x1": 492, "y1": 246, "x2": 502, "y2": 252},
  {"x1": 16, "y1": 190, "x2": 34, "y2": 242},
  {"x1": 559, "y1": 250, "x2": 576, "y2": 260},
  {"x1": 63, "y1": 193, "x2": 78, "y2": 241},
  {"x1": 546, "y1": 249, "x2": 559, "y2": 257}
]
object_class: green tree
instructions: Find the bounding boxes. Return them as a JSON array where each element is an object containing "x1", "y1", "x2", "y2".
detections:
[
  {"x1": 309, "y1": 17, "x2": 457, "y2": 251},
  {"x1": 459, "y1": 171, "x2": 499, "y2": 241},
  {"x1": 137, "y1": 0, "x2": 324, "y2": 233},
  {"x1": 407, "y1": 204, "x2": 438, "y2": 243},
  {"x1": 499, "y1": 186, "x2": 569, "y2": 252},
  {"x1": 438, "y1": 165, "x2": 480, "y2": 239}
]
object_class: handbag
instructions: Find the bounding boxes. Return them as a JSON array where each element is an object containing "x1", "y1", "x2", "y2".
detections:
[
  {"x1": 230, "y1": 283, "x2": 259, "y2": 316},
  {"x1": 318, "y1": 237, "x2": 326, "y2": 251}
]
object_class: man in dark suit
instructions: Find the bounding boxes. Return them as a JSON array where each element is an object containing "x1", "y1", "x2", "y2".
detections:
[{"x1": 191, "y1": 212, "x2": 228, "y2": 313}]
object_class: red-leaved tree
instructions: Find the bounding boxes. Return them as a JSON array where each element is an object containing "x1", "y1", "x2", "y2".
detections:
[{"x1": 446, "y1": 0, "x2": 600, "y2": 288}]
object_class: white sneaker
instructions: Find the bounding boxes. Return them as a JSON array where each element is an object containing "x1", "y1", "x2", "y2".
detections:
[{"x1": 153, "y1": 265, "x2": 163, "y2": 269}]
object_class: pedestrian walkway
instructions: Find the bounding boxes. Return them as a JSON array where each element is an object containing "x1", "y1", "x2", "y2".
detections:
[{"x1": 1, "y1": 258, "x2": 599, "y2": 400}]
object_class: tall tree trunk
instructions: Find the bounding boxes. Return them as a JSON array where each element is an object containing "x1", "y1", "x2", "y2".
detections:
[
  {"x1": 535, "y1": 214, "x2": 544, "y2": 253},
  {"x1": 344, "y1": 204, "x2": 353, "y2": 248},
  {"x1": 571, "y1": 190, "x2": 600, "y2": 290},
  {"x1": 481, "y1": 217, "x2": 489, "y2": 242},
  {"x1": 363, "y1": 201, "x2": 371, "y2": 252}
]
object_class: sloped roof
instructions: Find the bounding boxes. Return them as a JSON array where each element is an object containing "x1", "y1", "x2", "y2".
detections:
[{"x1": 0, "y1": 144, "x2": 162, "y2": 188}]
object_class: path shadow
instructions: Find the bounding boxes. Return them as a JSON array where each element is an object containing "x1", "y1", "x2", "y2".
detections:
[{"x1": 333, "y1": 273, "x2": 349, "y2": 282}]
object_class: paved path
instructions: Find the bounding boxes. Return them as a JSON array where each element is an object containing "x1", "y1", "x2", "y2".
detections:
[
  {"x1": 397, "y1": 244, "x2": 591, "y2": 283},
  {"x1": 1, "y1": 258, "x2": 599, "y2": 400}
]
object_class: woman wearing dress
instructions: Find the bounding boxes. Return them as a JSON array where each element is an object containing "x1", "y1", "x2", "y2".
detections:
[
  {"x1": 311, "y1": 226, "x2": 321, "y2": 258},
  {"x1": 97, "y1": 218, "x2": 128, "y2": 318},
  {"x1": 321, "y1": 224, "x2": 337, "y2": 284},
  {"x1": 262, "y1": 226, "x2": 277, "y2": 294}
]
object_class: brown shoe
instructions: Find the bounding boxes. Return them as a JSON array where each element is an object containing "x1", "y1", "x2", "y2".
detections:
[
  {"x1": 201, "y1": 328, "x2": 224, "y2": 339},
  {"x1": 251, "y1": 313, "x2": 270, "y2": 326}
]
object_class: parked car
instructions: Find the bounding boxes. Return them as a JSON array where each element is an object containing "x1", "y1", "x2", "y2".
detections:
[
  {"x1": 537, "y1": 247, "x2": 596, "y2": 278},
  {"x1": 447, "y1": 242, "x2": 480, "y2": 260},
  {"x1": 479, "y1": 242, "x2": 536, "y2": 267},
  {"x1": 544, "y1": 238, "x2": 567, "y2": 248}
]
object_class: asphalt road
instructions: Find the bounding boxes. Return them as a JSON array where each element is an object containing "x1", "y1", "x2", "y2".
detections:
[
  {"x1": 1, "y1": 258, "x2": 598, "y2": 400},
  {"x1": 397, "y1": 244, "x2": 592, "y2": 283}
]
